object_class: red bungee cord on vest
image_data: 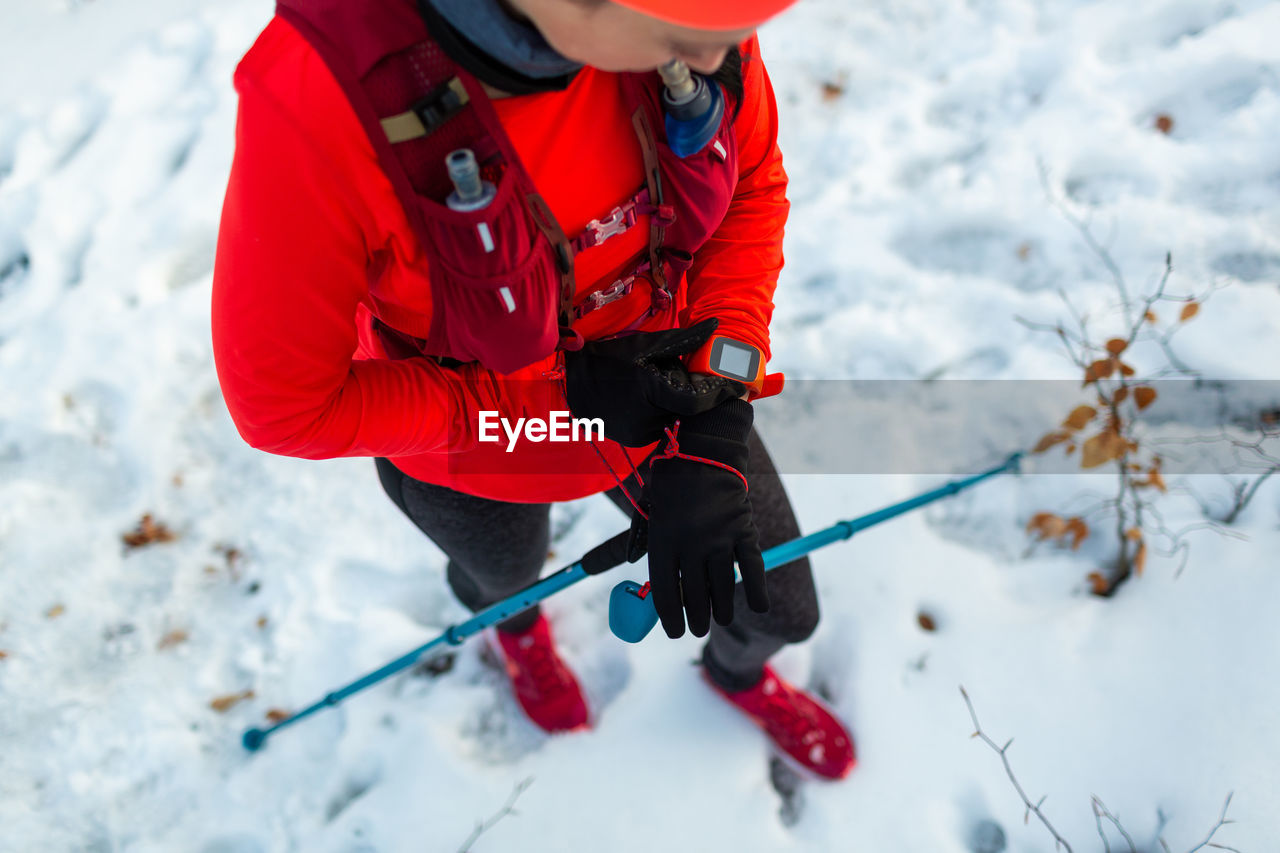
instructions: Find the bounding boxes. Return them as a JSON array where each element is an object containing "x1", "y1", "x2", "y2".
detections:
[{"x1": 212, "y1": 0, "x2": 854, "y2": 780}]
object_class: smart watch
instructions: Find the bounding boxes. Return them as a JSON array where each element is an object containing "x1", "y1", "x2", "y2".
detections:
[{"x1": 686, "y1": 334, "x2": 784, "y2": 399}]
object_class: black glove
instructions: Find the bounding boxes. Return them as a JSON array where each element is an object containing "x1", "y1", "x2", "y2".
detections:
[
  {"x1": 643, "y1": 398, "x2": 769, "y2": 638},
  {"x1": 564, "y1": 318, "x2": 746, "y2": 448}
]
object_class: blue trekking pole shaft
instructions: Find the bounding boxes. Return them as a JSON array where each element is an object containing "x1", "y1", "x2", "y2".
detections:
[
  {"x1": 241, "y1": 529, "x2": 635, "y2": 752},
  {"x1": 762, "y1": 452, "x2": 1023, "y2": 569},
  {"x1": 608, "y1": 453, "x2": 1023, "y2": 641}
]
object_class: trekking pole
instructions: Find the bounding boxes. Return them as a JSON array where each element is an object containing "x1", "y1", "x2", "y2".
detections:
[
  {"x1": 242, "y1": 452, "x2": 1021, "y2": 751},
  {"x1": 241, "y1": 528, "x2": 641, "y2": 752},
  {"x1": 608, "y1": 453, "x2": 1024, "y2": 642}
]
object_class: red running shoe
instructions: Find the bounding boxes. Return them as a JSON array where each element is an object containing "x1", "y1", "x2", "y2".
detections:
[
  {"x1": 494, "y1": 614, "x2": 590, "y2": 733},
  {"x1": 706, "y1": 664, "x2": 856, "y2": 780}
]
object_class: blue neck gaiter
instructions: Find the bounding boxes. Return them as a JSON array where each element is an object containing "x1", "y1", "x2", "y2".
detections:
[{"x1": 427, "y1": 0, "x2": 582, "y2": 79}]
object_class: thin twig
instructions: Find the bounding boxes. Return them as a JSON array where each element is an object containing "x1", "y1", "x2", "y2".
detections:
[
  {"x1": 1156, "y1": 806, "x2": 1174, "y2": 853},
  {"x1": 1091, "y1": 795, "x2": 1139, "y2": 853},
  {"x1": 1224, "y1": 467, "x2": 1278, "y2": 524},
  {"x1": 1184, "y1": 792, "x2": 1238, "y2": 853},
  {"x1": 456, "y1": 777, "x2": 535, "y2": 853},
  {"x1": 1037, "y1": 159, "x2": 1133, "y2": 325},
  {"x1": 959, "y1": 687, "x2": 1074, "y2": 852}
]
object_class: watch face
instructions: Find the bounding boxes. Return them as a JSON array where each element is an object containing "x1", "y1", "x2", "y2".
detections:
[{"x1": 710, "y1": 338, "x2": 760, "y2": 383}]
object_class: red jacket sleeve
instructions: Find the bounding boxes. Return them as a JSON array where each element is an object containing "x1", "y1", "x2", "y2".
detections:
[
  {"x1": 680, "y1": 35, "x2": 790, "y2": 362},
  {"x1": 211, "y1": 21, "x2": 506, "y2": 459}
]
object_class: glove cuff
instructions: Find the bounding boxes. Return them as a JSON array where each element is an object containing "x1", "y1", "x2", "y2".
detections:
[{"x1": 681, "y1": 398, "x2": 753, "y2": 442}]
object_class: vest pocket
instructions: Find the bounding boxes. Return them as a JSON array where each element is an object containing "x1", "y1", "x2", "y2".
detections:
[
  {"x1": 418, "y1": 166, "x2": 562, "y2": 375},
  {"x1": 650, "y1": 114, "x2": 740, "y2": 255}
]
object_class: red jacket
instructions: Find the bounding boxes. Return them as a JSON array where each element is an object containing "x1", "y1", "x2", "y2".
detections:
[{"x1": 212, "y1": 16, "x2": 789, "y2": 503}]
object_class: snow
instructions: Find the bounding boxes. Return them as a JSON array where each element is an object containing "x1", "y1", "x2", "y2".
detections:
[{"x1": 2, "y1": 0, "x2": 1278, "y2": 851}]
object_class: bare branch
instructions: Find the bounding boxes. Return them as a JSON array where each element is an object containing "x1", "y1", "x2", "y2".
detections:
[
  {"x1": 1156, "y1": 807, "x2": 1174, "y2": 853},
  {"x1": 457, "y1": 777, "x2": 535, "y2": 853},
  {"x1": 959, "y1": 686, "x2": 1074, "y2": 852},
  {"x1": 1185, "y1": 792, "x2": 1237, "y2": 853},
  {"x1": 1037, "y1": 159, "x2": 1133, "y2": 325},
  {"x1": 1091, "y1": 795, "x2": 1139, "y2": 853},
  {"x1": 1223, "y1": 467, "x2": 1278, "y2": 524}
]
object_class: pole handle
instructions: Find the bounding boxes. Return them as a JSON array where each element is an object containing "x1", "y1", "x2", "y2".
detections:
[{"x1": 581, "y1": 527, "x2": 645, "y2": 575}]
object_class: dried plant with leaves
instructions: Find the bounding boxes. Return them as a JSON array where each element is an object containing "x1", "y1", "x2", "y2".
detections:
[
  {"x1": 1019, "y1": 253, "x2": 1207, "y2": 594},
  {"x1": 1016, "y1": 162, "x2": 1243, "y2": 595}
]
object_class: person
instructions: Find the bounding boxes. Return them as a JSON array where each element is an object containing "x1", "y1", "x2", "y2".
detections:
[{"x1": 212, "y1": 0, "x2": 855, "y2": 779}]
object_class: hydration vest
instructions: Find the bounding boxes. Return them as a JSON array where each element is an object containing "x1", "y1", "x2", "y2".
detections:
[{"x1": 275, "y1": 0, "x2": 740, "y2": 375}]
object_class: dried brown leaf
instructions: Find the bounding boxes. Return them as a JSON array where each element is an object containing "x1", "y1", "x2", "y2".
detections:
[
  {"x1": 1105, "y1": 338, "x2": 1128, "y2": 356},
  {"x1": 123, "y1": 514, "x2": 177, "y2": 550},
  {"x1": 210, "y1": 690, "x2": 255, "y2": 713},
  {"x1": 1064, "y1": 517, "x2": 1090, "y2": 550},
  {"x1": 1026, "y1": 512, "x2": 1068, "y2": 541},
  {"x1": 1180, "y1": 301, "x2": 1200, "y2": 322},
  {"x1": 266, "y1": 708, "x2": 291, "y2": 723},
  {"x1": 1083, "y1": 358, "x2": 1116, "y2": 385},
  {"x1": 917, "y1": 611, "x2": 937, "y2": 632},
  {"x1": 1134, "y1": 386, "x2": 1157, "y2": 410},
  {"x1": 1062, "y1": 406, "x2": 1097, "y2": 431},
  {"x1": 0, "y1": 650, "x2": 9, "y2": 660},
  {"x1": 256, "y1": 616, "x2": 269, "y2": 629},
  {"x1": 1087, "y1": 571, "x2": 1111, "y2": 596},
  {"x1": 1149, "y1": 468, "x2": 1167, "y2": 493},
  {"x1": 821, "y1": 80, "x2": 845, "y2": 102},
  {"x1": 46, "y1": 604, "x2": 65, "y2": 619},
  {"x1": 1112, "y1": 386, "x2": 1130, "y2": 405},
  {"x1": 1154, "y1": 114, "x2": 1174, "y2": 134},
  {"x1": 1118, "y1": 361, "x2": 1136, "y2": 377},
  {"x1": 1134, "y1": 540, "x2": 1148, "y2": 576},
  {"x1": 212, "y1": 544, "x2": 245, "y2": 581},
  {"x1": 1125, "y1": 527, "x2": 1144, "y2": 541},
  {"x1": 1081, "y1": 431, "x2": 1126, "y2": 469},
  {"x1": 1032, "y1": 431, "x2": 1073, "y2": 453},
  {"x1": 1145, "y1": 310, "x2": 1158, "y2": 324},
  {"x1": 157, "y1": 629, "x2": 188, "y2": 650}
]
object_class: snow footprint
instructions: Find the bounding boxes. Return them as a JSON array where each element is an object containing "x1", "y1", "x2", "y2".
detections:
[
  {"x1": 199, "y1": 836, "x2": 266, "y2": 853},
  {"x1": 1098, "y1": 0, "x2": 1242, "y2": 62},
  {"x1": 1062, "y1": 147, "x2": 1162, "y2": 207},
  {"x1": 0, "y1": 235, "x2": 30, "y2": 303},
  {"x1": 330, "y1": 557, "x2": 448, "y2": 629},
  {"x1": 324, "y1": 754, "x2": 384, "y2": 824},
  {"x1": 1211, "y1": 250, "x2": 1280, "y2": 284},
  {"x1": 890, "y1": 216, "x2": 1056, "y2": 292},
  {"x1": 5, "y1": 91, "x2": 107, "y2": 183},
  {"x1": 0, "y1": 111, "x2": 23, "y2": 184},
  {"x1": 1140, "y1": 54, "x2": 1277, "y2": 141}
]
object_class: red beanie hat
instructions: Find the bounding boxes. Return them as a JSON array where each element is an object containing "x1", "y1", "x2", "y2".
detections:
[{"x1": 610, "y1": 0, "x2": 800, "y2": 30}]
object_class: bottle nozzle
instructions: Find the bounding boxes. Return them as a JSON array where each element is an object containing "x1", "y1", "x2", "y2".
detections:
[
  {"x1": 658, "y1": 60, "x2": 698, "y2": 105},
  {"x1": 446, "y1": 149, "x2": 484, "y2": 204}
]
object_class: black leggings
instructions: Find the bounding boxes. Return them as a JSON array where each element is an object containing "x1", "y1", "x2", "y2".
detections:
[{"x1": 375, "y1": 429, "x2": 819, "y2": 691}]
